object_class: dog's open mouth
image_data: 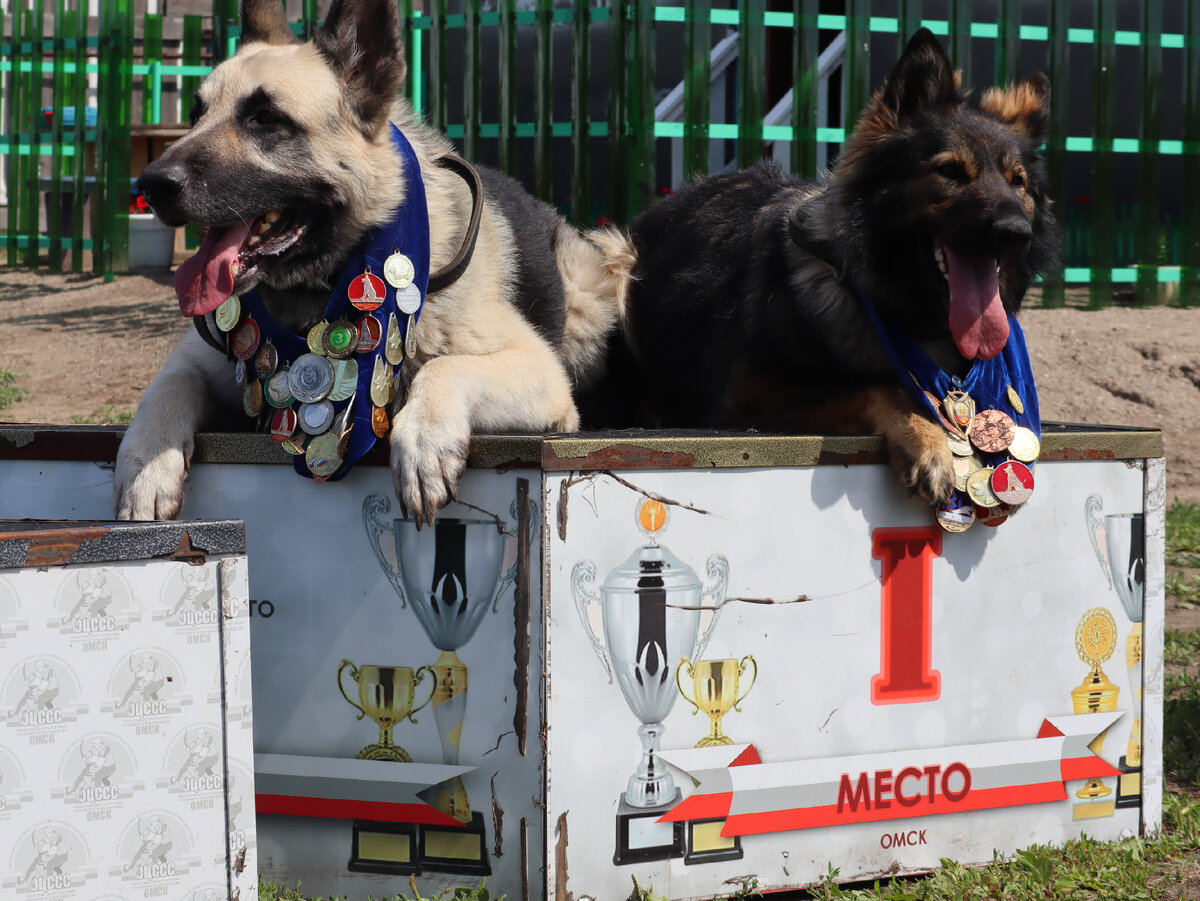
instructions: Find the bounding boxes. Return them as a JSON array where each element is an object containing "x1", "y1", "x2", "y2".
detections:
[
  {"x1": 933, "y1": 239, "x2": 1009, "y2": 361},
  {"x1": 174, "y1": 211, "x2": 306, "y2": 317}
]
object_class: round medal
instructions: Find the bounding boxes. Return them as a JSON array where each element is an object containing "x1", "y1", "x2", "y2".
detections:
[
  {"x1": 305, "y1": 431, "x2": 343, "y2": 478},
  {"x1": 280, "y1": 435, "x2": 306, "y2": 456},
  {"x1": 299, "y1": 400, "x2": 335, "y2": 435},
  {"x1": 946, "y1": 432, "x2": 972, "y2": 457},
  {"x1": 966, "y1": 467, "x2": 1000, "y2": 508},
  {"x1": 977, "y1": 501, "x2": 1015, "y2": 527},
  {"x1": 349, "y1": 271, "x2": 386, "y2": 311},
  {"x1": 288, "y1": 353, "x2": 336, "y2": 403},
  {"x1": 384, "y1": 312, "x2": 404, "y2": 366},
  {"x1": 1008, "y1": 426, "x2": 1041, "y2": 463},
  {"x1": 269, "y1": 407, "x2": 298, "y2": 442},
  {"x1": 255, "y1": 341, "x2": 278, "y2": 380},
  {"x1": 234, "y1": 358, "x2": 247, "y2": 388},
  {"x1": 935, "y1": 491, "x2": 976, "y2": 533},
  {"x1": 383, "y1": 252, "x2": 414, "y2": 289},
  {"x1": 356, "y1": 314, "x2": 382, "y2": 353},
  {"x1": 991, "y1": 460, "x2": 1034, "y2": 505},
  {"x1": 307, "y1": 320, "x2": 330, "y2": 356},
  {"x1": 371, "y1": 404, "x2": 391, "y2": 438},
  {"x1": 951, "y1": 453, "x2": 981, "y2": 492},
  {"x1": 231, "y1": 317, "x2": 260, "y2": 361},
  {"x1": 324, "y1": 319, "x2": 358, "y2": 359},
  {"x1": 395, "y1": 282, "x2": 422, "y2": 315},
  {"x1": 215, "y1": 296, "x2": 241, "y2": 332},
  {"x1": 242, "y1": 380, "x2": 264, "y2": 417},
  {"x1": 1076, "y1": 607, "x2": 1118, "y2": 665},
  {"x1": 266, "y1": 368, "x2": 294, "y2": 407},
  {"x1": 328, "y1": 358, "x2": 358, "y2": 402},
  {"x1": 969, "y1": 409, "x2": 1015, "y2": 453}
]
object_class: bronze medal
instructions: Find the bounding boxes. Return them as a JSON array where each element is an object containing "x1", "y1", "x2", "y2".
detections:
[
  {"x1": 1008, "y1": 426, "x2": 1041, "y2": 463},
  {"x1": 384, "y1": 312, "x2": 404, "y2": 366},
  {"x1": 966, "y1": 467, "x2": 1000, "y2": 508},
  {"x1": 214, "y1": 296, "x2": 241, "y2": 332},
  {"x1": 255, "y1": 341, "x2": 278, "y2": 380},
  {"x1": 231, "y1": 317, "x2": 260, "y2": 361},
  {"x1": 934, "y1": 491, "x2": 976, "y2": 533},
  {"x1": 969, "y1": 409, "x2": 1015, "y2": 453},
  {"x1": 242, "y1": 380, "x2": 264, "y2": 417},
  {"x1": 371, "y1": 404, "x2": 391, "y2": 438},
  {"x1": 991, "y1": 460, "x2": 1034, "y2": 506},
  {"x1": 307, "y1": 320, "x2": 330, "y2": 356}
]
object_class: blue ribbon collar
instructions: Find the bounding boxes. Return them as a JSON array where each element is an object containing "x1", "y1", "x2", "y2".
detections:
[{"x1": 223, "y1": 123, "x2": 429, "y2": 481}]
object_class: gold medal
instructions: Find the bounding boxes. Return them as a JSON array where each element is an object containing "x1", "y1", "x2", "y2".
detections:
[
  {"x1": 242, "y1": 380, "x2": 264, "y2": 417},
  {"x1": 1008, "y1": 426, "x2": 1040, "y2": 463},
  {"x1": 384, "y1": 312, "x2": 404, "y2": 366},
  {"x1": 370, "y1": 354, "x2": 393, "y2": 407},
  {"x1": 966, "y1": 467, "x2": 1000, "y2": 507},
  {"x1": 214, "y1": 296, "x2": 241, "y2": 332},
  {"x1": 1076, "y1": 607, "x2": 1118, "y2": 667},
  {"x1": 307, "y1": 320, "x2": 330, "y2": 356},
  {"x1": 935, "y1": 491, "x2": 976, "y2": 533},
  {"x1": 305, "y1": 431, "x2": 343, "y2": 479},
  {"x1": 1006, "y1": 384, "x2": 1025, "y2": 415},
  {"x1": 383, "y1": 252, "x2": 415, "y2": 289}
]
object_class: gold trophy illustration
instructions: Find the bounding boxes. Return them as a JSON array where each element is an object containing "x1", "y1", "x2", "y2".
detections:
[
  {"x1": 1070, "y1": 607, "x2": 1120, "y2": 821},
  {"x1": 363, "y1": 492, "x2": 532, "y2": 875},
  {"x1": 572, "y1": 498, "x2": 729, "y2": 865},
  {"x1": 1085, "y1": 495, "x2": 1145, "y2": 809},
  {"x1": 676, "y1": 656, "x2": 757, "y2": 747},
  {"x1": 337, "y1": 661, "x2": 435, "y2": 762}
]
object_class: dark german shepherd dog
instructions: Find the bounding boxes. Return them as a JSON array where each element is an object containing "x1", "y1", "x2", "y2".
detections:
[{"x1": 584, "y1": 29, "x2": 1059, "y2": 504}]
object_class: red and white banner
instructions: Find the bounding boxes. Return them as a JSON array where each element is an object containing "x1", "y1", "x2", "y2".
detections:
[{"x1": 659, "y1": 712, "x2": 1124, "y2": 837}]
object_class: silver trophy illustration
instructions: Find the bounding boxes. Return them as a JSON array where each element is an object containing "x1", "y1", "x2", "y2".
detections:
[
  {"x1": 363, "y1": 491, "x2": 534, "y2": 874},
  {"x1": 1085, "y1": 494, "x2": 1145, "y2": 809},
  {"x1": 571, "y1": 498, "x2": 728, "y2": 863}
]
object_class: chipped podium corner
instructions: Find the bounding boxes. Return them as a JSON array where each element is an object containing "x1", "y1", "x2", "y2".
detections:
[
  {"x1": 0, "y1": 424, "x2": 1167, "y2": 900},
  {"x1": 0, "y1": 518, "x2": 257, "y2": 901}
]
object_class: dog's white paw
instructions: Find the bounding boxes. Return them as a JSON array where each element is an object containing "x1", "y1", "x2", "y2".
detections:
[
  {"x1": 113, "y1": 430, "x2": 193, "y2": 521},
  {"x1": 389, "y1": 409, "x2": 470, "y2": 526}
]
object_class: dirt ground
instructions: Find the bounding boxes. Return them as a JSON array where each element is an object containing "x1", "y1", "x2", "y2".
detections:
[{"x1": 0, "y1": 267, "x2": 1196, "y2": 501}]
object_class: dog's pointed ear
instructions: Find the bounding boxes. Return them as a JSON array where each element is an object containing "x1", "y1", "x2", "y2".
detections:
[
  {"x1": 979, "y1": 73, "x2": 1051, "y2": 145},
  {"x1": 241, "y1": 0, "x2": 298, "y2": 46},
  {"x1": 314, "y1": 0, "x2": 407, "y2": 134},
  {"x1": 863, "y1": 28, "x2": 959, "y2": 133}
]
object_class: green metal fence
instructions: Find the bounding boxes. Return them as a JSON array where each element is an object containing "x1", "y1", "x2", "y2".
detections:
[{"x1": 1, "y1": 0, "x2": 1197, "y2": 307}]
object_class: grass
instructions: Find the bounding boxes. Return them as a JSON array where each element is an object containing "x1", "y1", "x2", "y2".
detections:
[
  {"x1": 259, "y1": 876, "x2": 503, "y2": 901},
  {"x1": 67, "y1": 405, "x2": 134, "y2": 424},
  {"x1": 0, "y1": 367, "x2": 26, "y2": 410},
  {"x1": 262, "y1": 502, "x2": 1200, "y2": 901}
]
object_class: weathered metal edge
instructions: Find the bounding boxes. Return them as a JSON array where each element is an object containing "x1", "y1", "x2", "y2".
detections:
[{"x1": 0, "y1": 519, "x2": 246, "y2": 569}]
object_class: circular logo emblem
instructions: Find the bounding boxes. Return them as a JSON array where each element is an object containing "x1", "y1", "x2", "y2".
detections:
[
  {"x1": 991, "y1": 460, "x2": 1034, "y2": 505},
  {"x1": 349, "y1": 272, "x2": 386, "y2": 311}
]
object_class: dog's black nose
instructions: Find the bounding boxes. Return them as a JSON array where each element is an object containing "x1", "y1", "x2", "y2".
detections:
[
  {"x1": 136, "y1": 159, "x2": 188, "y2": 205},
  {"x1": 991, "y1": 213, "x2": 1032, "y2": 249}
]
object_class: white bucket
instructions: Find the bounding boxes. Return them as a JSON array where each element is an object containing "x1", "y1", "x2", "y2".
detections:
[{"x1": 127, "y1": 213, "x2": 177, "y2": 272}]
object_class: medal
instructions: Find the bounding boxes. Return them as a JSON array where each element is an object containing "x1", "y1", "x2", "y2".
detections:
[
  {"x1": 952, "y1": 453, "x2": 981, "y2": 492},
  {"x1": 255, "y1": 341, "x2": 278, "y2": 380},
  {"x1": 370, "y1": 354, "x2": 393, "y2": 407},
  {"x1": 305, "y1": 431, "x2": 343, "y2": 479},
  {"x1": 969, "y1": 409, "x2": 1015, "y2": 453},
  {"x1": 215, "y1": 296, "x2": 241, "y2": 332},
  {"x1": 355, "y1": 314, "x2": 382, "y2": 353},
  {"x1": 307, "y1": 320, "x2": 330, "y2": 356},
  {"x1": 280, "y1": 435, "x2": 306, "y2": 456},
  {"x1": 977, "y1": 501, "x2": 1015, "y2": 527},
  {"x1": 328, "y1": 358, "x2": 357, "y2": 402},
  {"x1": 265, "y1": 368, "x2": 295, "y2": 407},
  {"x1": 234, "y1": 358, "x2": 247, "y2": 388},
  {"x1": 371, "y1": 404, "x2": 391, "y2": 438},
  {"x1": 405, "y1": 313, "x2": 418, "y2": 359},
  {"x1": 269, "y1": 407, "x2": 298, "y2": 443},
  {"x1": 1006, "y1": 384, "x2": 1025, "y2": 415},
  {"x1": 383, "y1": 252, "x2": 414, "y2": 289},
  {"x1": 946, "y1": 432, "x2": 972, "y2": 457},
  {"x1": 288, "y1": 353, "x2": 335, "y2": 403},
  {"x1": 943, "y1": 390, "x2": 975, "y2": 434},
  {"x1": 966, "y1": 467, "x2": 1000, "y2": 508},
  {"x1": 324, "y1": 319, "x2": 358, "y2": 359},
  {"x1": 242, "y1": 380, "x2": 264, "y2": 417},
  {"x1": 348, "y1": 270, "x2": 386, "y2": 312},
  {"x1": 991, "y1": 460, "x2": 1034, "y2": 505},
  {"x1": 395, "y1": 282, "x2": 421, "y2": 315},
  {"x1": 231, "y1": 317, "x2": 260, "y2": 360},
  {"x1": 935, "y1": 491, "x2": 976, "y2": 533},
  {"x1": 299, "y1": 400, "x2": 335, "y2": 435},
  {"x1": 1008, "y1": 426, "x2": 1040, "y2": 463},
  {"x1": 384, "y1": 312, "x2": 404, "y2": 365}
]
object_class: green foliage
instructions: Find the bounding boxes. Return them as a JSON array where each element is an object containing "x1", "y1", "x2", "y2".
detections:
[
  {"x1": 258, "y1": 877, "x2": 502, "y2": 901},
  {"x1": 0, "y1": 368, "x2": 27, "y2": 411},
  {"x1": 68, "y1": 405, "x2": 135, "y2": 424},
  {"x1": 1167, "y1": 501, "x2": 1200, "y2": 569}
]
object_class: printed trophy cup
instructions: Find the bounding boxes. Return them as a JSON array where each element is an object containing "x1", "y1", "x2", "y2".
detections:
[
  {"x1": 1086, "y1": 495, "x2": 1145, "y2": 810},
  {"x1": 1070, "y1": 607, "x2": 1120, "y2": 821},
  {"x1": 337, "y1": 661, "x2": 436, "y2": 761},
  {"x1": 676, "y1": 656, "x2": 757, "y2": 747},
  {"x1": 572, "y1": 498, "x2": 729, "y2": 865},
  {"x1": 364, "y1": 493, "x2": 527, "y2": 876}
]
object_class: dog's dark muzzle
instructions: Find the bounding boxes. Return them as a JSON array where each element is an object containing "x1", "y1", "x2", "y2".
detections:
[
  {"x1": 991, "y1": 212, "x2": 1033, "y2": 250},
  {"x1": 137, "y1": 159, "x2": 190, "y2": 227}
]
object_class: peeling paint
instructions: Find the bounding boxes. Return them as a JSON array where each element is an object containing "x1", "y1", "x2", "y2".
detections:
[
  {"x1": 514, "y1": 478, "x2": 530, "y2": 756},
  {"x1": 553, "y1": 811, "x2": 572, "y2": 901},
  {"x1": 491, "y1": 772, "x2": 504, "y2": 858},
  {"x1": 1, "y1": 428, "x2": 34, "y2": 448}
]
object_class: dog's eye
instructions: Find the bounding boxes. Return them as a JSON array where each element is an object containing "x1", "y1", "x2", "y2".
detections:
[
  {"x1": 936, "y1": 162, "x2": 965, "y2": 180},
  {"x1": 1010, "y1": 172, "x2": 1026, "y2": 189},
  {"x1": 251, "y1": 109, "x2": 280, "y2": 127},
  {"x1": 189, "y1": 96, "x2": 205, "y2": 127}
]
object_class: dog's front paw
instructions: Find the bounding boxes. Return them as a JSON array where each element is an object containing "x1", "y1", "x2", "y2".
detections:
[
  {"x1": 389, "y1": 410, "x2": 470, "y2": 526},
  {"x1": 114, "y1": 428, "x2": 193, "y2": 521},
  {"x1": 886, "y1": 416, "x2": 956, "y2": 506}
]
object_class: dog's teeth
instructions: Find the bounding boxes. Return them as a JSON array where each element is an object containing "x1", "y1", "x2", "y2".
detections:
[
  {"x1": 257, "y1": 222, "x2": 270, "y2": 235},
  {"x1": 248, "y1": 235, "x2": 261, "y2": 247},
  {"x1": 264, "y1": 210, "x2": 281, "y2": 223}
]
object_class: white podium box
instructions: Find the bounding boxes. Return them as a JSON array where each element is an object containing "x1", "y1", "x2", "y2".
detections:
[
  {"x1": 0, "y1": 424, "x2": 1163, "y2": 901},
  {"x1": 0, "y1": 517, "x2": 256, "y2": 901}
]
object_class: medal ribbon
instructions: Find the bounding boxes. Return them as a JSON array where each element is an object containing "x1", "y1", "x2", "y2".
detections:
[
  {"x1": 853, "y1": 285, "x2": 1041, "y2": 459},
  {"x1": 236, "y1": 123, "x2": 430, "y2": 480}
]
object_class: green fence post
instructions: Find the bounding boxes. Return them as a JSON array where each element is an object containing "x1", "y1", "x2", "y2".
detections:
[
  {"x1": 737, "y1": 0, "x2": 765, "y2": 169},
  {"x1": 844, "y1": 0, "x2": 871, "y2": 131},
  {"x1": 571, "y1": 0, "x2": 591, "y2": 225},
  {"x1": 995, "y1": 0, "x2": 1020, "y2": 85},
  {"x1": 1041, "y1": 0, "x2": 1069, "y2": 307},
  {"x1": 498, "y1": 0, "x2": 516, "y2": 176},
  {"x1": 682, "y1": 0, "x2": 710, "y2": 180},
  {"x1": 48, "y1": 0, "x2": 67, "y2": 271},
  {"x1": 25, "y1": 3, "x2": 43, "y2": 269},
  {"x1": 70, "y1": 0, "x2": 86, "y2": 271},
  {"x1": 948, "y1": 0, "x2": 971, "y2": 89},
  {"x1": 211, "y1": 0, "x2": 236, "y2": 64},
  {"x1": 624, "y1": 0, "x2": 654, "y2": 218},
  {"x1": 1183, "y1": 0, "x2": 1200, "y2": 306},
  {"x1": 463, "y1": 0, "x2": 480, "y2": 161},
  {"x1": 3, "y1": 7, "x2": 16, "y2": 267},
  {"x1": 1136, "y1": 0, "x2": 1162, "y2": 306},
  {"x1": 534, "y1": 0, "x2": 552, "y2": 203},
  {"x1": 98, "y1": 0, "x2": 133, "y2": 278},
  {"x1": 398, "y1": 0, "x2": 413, "y2": 102},
  {"x1": 428, "y1": 0, "x2": 446, "y2": 132},
  {"x1": 1089, "y1": 0, "x2": 1115, "y2": 309},
  {"x1": 897, "y1": 0, "x2": 921, "y2": 51},
  {"x1": 141, "y1": 13, "x2": 161, "y2": 124},
  {"x1": 791, "y1": 0, "x2": 818, "y2": 179},
  {"x1": 302, "y1": 0, "x2": 316, "y2": 41},
  {"x1": 607, "y1": 0, "x2": 627, "y2": 224}
]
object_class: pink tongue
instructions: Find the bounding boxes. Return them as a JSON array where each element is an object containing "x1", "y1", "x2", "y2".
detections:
[
  {"x1": 173, "y1": 223, "x2": 251, "y2": 317},
  {"x1": 944, "y1": 246, "x2": 1009, "y2": 360}
]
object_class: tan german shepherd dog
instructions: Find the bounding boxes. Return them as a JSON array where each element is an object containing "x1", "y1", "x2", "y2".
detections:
[{"x1": 116, "y1": 0, "x2": 629, "y2": 522}]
